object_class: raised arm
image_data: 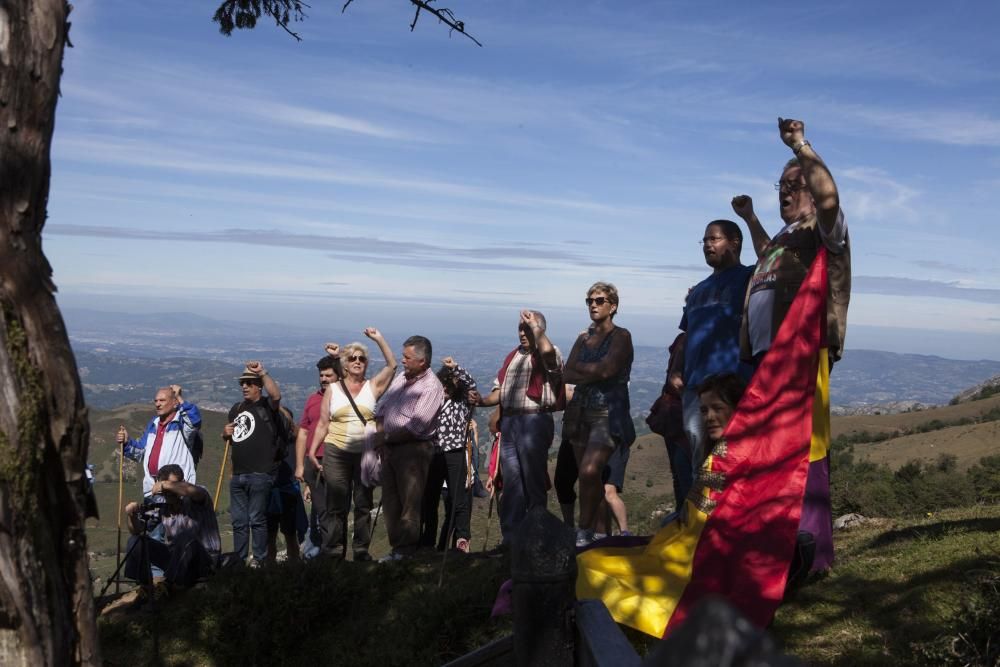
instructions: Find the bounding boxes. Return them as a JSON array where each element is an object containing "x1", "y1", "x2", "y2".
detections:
[
  {"x1": 731, "y1": 195, "x2": 771, "y2": 257},
  {"x1": 521, "y1": 310, "x2": 559, "y2": 373},
  {"x1": 153, "y1": 478, "x2": 209, "y2": 504},
  {"x1": 364, "y1": 327, "x2": 398, "y2": 398},
  {"x1": 246, "y1": 360, "x2": 281, "y2": 407},
  {"x1": 779, "y1": 118, "x2": 840, "y2": 234},
  {"x1": 563, "y1": 329, "x2": 633, "y2": 385}
]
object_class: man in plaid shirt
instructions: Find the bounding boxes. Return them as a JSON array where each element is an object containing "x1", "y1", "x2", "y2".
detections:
[
  {"x1": 375, "y1": 335, "x2": 445, "y2": 561},
  {"x1": 475, "y1": 310, "x2": 562, "y2": 544}
]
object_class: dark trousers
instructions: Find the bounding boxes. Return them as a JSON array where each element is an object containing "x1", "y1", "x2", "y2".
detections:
[
  {"x1": 420, "y1": 449, "x2": 471, "y2": 549},
  {"x1": 124, "y1": 533, "x2": 213, "y2": 587},
  {"x1": 554, "y1": 437, "x2": 578, "y2": 505},
  {"x1": 382, "y1": 440, "x2": 433, "y2": 556},
  {"x1": 230, "y1": 472, "x2": 272, "y2": 562},
  {"x1": 498, "y1": 413, "x2": 554, "y2": 539},
  {"x1": 303, "y1": 455, "x2": 327, "y2": 548},
  {"x1": 322, "y1": 446, "x2": 373, "y2": 558}
]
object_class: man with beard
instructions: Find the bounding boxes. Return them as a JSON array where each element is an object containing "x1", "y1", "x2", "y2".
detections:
[
  {"x1": 669, "y1": 220, "x2": 752, "y2": 479},
  {"x1": 294, "y1": 352, "x2": 341, "y2": 555}
]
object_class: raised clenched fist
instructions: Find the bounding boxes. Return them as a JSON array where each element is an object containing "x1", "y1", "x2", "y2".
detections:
[
  {"x1": 778, "y1": 117, "x2": 805, "y2": 148},
  {"x1": 731, "y1": 194, "x2": 754, "y2": 220}
]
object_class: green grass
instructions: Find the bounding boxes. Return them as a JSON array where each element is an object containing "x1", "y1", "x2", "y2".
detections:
[
  {"x1": 772, "y1": 504, "x2": 1000, "y2": 666},
  {"x1": 832, "y1": 406, "x2": 1000, "y2": 449},
  {"x1": 100, "y1": 552, "x2": 514, "y2": 667},
  {"x1": 98, "y1": 504, "x2": 1000, "y2": 666}
]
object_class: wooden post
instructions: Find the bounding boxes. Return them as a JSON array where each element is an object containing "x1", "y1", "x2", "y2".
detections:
[{"x1": 510, "y1": 506, "x2": 576, "y2": 667}]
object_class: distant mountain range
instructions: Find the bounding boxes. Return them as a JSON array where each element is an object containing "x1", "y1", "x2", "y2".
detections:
[{"x1": 65, "y1": 307, "x2": 1000, "y2": 418}]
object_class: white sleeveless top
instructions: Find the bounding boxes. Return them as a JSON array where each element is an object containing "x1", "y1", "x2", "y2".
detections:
[{"x1": 324, "y1": 380, "x2": 376, "y2": 453}]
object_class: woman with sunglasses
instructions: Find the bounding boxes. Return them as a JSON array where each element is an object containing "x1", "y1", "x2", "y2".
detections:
[
  {"x1": 563, "y1": 282, "x2": 635, "y2": 547},
  {"x1": 308, "y1": 327, "x2": 397, "y2": 560}
]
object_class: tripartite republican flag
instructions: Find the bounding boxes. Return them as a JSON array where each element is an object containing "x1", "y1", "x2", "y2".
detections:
[{"x1": 576, "y1": 247, "x2": 833, "y2": 638}]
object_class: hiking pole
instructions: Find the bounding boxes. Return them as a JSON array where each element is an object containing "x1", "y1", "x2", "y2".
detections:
[
  {"x1": 481, "y1": 492, "x2": 495, "y2": 553},
  {"x1": 115, "y1": 425, "x2": 125, "y2": 594},
  {"x1": 438, "y1": 472, "x2": 462, "y2": 588},
  {"x1": 214, "y1": 437, "x2": 231, "y2": 511},
  {"x1": 370, "y1": 498, "x2": 383, "y2": 535}
]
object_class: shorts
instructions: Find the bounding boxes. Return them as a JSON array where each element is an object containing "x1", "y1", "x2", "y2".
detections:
[
  {"x1": 563, "y1": 405, "x2": 614, "y2": 450},
  {"x1": 602, "y1": 443, "x2": 631, "y2": 492}
]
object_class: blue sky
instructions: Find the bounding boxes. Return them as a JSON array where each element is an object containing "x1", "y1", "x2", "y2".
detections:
[{"x1": 44, "y1": 1, "x2": 1000, "y2": 359}]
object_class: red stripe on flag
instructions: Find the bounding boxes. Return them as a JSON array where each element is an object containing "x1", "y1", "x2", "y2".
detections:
[{"x1": 666, "y1": 247, "x2": 829, "y2": 634}]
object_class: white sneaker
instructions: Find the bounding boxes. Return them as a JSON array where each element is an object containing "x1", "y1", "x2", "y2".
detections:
[
  {"x1": 575, "y1": 528, "x2": 594, "y2": 547},
  {"x1": 378, "y1": 551, "x2": 406, "y2": 563}
]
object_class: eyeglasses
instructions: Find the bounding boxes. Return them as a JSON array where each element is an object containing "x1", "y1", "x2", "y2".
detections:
[
  {"x1": 699, "y1": 235, "x2": 727, "y2": 247},
  {"x1": 239, "y1": 380, "x2": 257, "y2": 387},
  {"x1": 585, "y1": 297, "x2": 611, "y2": 306},
  {"x1": 348, "y1": 355, "x2": 368, "y2": 363},
  {"x1": 774, "y1": 180, "x2": 807, "y2": 192}
]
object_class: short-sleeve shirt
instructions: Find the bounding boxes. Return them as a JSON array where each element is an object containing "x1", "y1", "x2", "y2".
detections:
[
  {"x1": 228, "y1": 398, "x2": 279, "y2": 476},
  {"x1": 299, "y1": 391, "x2": 324, "y2": 459},
  {"x1": 491, "y1": 347, "x2": 563, "y2": 413},
  {"x1": 679, "y1": 264, "x2": 753, "y2": 387},
  {"x1": 747, "y1": 209, "x2": 847, "y2": 356}
]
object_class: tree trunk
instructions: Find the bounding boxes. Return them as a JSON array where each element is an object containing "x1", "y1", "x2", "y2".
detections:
[{"x1": 0, "y1": 1, "x2": 101, "y2": 665}]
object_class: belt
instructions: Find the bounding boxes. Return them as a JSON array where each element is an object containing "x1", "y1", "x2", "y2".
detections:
[{"x1": 502, "y1": 407, "x2": 546, "y2": 416}]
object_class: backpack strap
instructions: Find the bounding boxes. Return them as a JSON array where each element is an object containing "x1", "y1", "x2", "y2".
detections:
[{"x1": 340, "y1": 380, "x2": 368, "y2": 426}]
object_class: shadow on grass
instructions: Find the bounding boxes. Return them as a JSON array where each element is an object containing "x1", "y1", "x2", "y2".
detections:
[
  {"x1": 99, "y1": 552, "x2": 514, "y2": 667},
  {"x1": 866, "y1": 517, "x2": 1000, "y2": 548},
  {"x1": 774, "y1": 553, "x2": 998, "y2": 666}
]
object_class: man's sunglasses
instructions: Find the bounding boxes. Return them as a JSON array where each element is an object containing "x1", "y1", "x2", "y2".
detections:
[{"x1": 585, "y1": 297, "x2": 611, "y2": 306}]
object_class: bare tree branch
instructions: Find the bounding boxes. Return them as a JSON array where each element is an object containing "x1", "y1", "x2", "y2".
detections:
[
  {"x1": 407, "y1": 0, "x2": 482, "y2": 47},
  {"x1": 216, "y1": 0, "x2": 482, "y2": 46}
]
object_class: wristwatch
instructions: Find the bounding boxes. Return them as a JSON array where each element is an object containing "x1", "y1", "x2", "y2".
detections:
[{"x1": 792, "y1": 139, "x2": 811, "y2": 154}]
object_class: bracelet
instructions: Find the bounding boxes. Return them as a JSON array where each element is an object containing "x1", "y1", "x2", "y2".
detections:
[{"x1": 792, "y1": 139, "x2": 811, "y2": 154}]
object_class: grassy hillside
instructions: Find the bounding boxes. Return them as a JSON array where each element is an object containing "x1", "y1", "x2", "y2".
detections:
[
  {"x1": 97, "y1": 504, "x2": 1000, "y2": 666},
  {"x1": 831, "y1": 393, "x2": 1000, "y2": 441}
]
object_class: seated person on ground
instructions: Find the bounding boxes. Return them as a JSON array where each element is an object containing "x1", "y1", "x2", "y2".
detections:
[{"x1": 124, "y1": 463, "x2": 221, "y2": 588}]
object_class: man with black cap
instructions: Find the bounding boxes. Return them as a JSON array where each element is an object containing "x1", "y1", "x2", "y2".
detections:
[{"x1": 223, "y1": 360, "x2": 283, "y2": 566}]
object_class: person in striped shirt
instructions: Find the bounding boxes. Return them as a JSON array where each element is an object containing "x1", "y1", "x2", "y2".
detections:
[{"x1": 375, "y1": 335, "x2": 445, "y2": 561}]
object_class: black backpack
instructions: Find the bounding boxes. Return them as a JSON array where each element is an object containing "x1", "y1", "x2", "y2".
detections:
[{"x1": 273, "y1": 407, "x2": 297, "y2": 462}]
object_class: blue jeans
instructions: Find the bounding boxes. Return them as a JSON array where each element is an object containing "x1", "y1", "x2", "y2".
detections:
[
  {"x1": 498, "y1": 413, "x2": 554, "y2": 540},
  {"x1": 230, "y1": 472, "x2": 273, "y2": 562}
]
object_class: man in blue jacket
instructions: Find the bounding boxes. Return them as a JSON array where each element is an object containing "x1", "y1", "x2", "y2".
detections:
[{"x1": 118, "y1": 384, "x2": 202, "y2": 498}]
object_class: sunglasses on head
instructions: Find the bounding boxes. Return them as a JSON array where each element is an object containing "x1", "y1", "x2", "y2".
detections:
[
  {"x1": 348, "y1": 354, "x2": 367, "y2": 363},
  {"x1": 585, "y1": 297, "x2": 611, "y2": 306}
]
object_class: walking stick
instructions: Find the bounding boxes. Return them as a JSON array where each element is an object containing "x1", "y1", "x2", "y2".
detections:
[
  {"x1": 214, "y1": 437, "x2": 231, "y2": 511},
  {"x1": 115, "y1": 425, "x2": 125, "y2": 594},
  {"x1": 481, "y1": 492, "x2": 495, "y2": 553},
  {"x1": 370, "y1": 498, "x2": 383, "y2": 534}
]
